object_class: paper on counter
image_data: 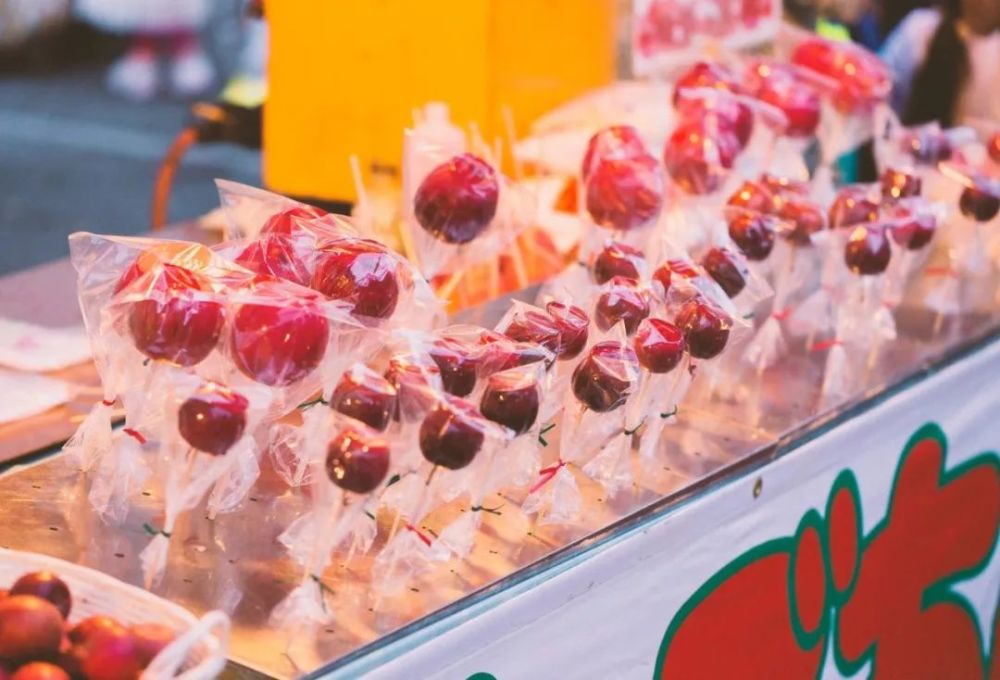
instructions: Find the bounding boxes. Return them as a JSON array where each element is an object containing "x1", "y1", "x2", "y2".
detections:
[
  {"x1": 0, "y1": 319, "x2": 91, "y2": 372},
  {"x1": 0, "y1": 371, "x2": 74, "y2": 424}
]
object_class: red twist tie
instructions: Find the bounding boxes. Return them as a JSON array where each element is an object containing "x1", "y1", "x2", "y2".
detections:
[
  {"x1": 404, "y1": 523, "x2": 432, "y2": 548},
  {"x1": 771, "y1": 307, "x2": 792, "y2": 322},
  {"x1": 811, "y1": 339, "x2": 842, "y2": 352},
  {"x1": 122, "y1": 428, "x2": 147, "y2": 445},
  {"x1": 529, "y1": 459, "x2": 566, "y2": 495},
  {"x1": 101, "y1": 399, "x2": 116, "y2": 407}
]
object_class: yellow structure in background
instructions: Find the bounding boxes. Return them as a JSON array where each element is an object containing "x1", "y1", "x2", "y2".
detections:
[{"x1": 265, "y1": 0, "x2": 618, "y2": 204}]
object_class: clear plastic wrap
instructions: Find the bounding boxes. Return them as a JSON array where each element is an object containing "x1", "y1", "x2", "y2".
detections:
[
  {"x1": 215, "y1": 179, "x2": 342, "y2": 240},
  {"x1": 406, "y1": 151, "x2": 533, "y2": 279},
  {"x1": 582, "y1": 125, "x2": 665, "y2": 233}
]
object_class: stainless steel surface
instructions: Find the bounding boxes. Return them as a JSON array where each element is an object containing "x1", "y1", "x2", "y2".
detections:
[{"x1": 0, "y1": 306, "x2": 996, "y2": 679}]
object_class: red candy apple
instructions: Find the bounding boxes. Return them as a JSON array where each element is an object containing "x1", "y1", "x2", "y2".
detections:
[
  {"x1": 10, "y1": 573, "x2": 71, "y2": 619},
  {"x1": 672, "y1": 61, "x2": 741, "y2": 106},
  {"x1": 414, "y1": 153, "x2": 499, "y2": 244},
  {"x1": 231, "y1": 285, "x2": 330, "y2": 387},
  {"x1": 260, "y1": 204, "x2": 328, "y2": 236},
  {"x1": 900, "y1": 127, "x2": 951, "y2": 165},
  {"x1": 594, "y1": 277, "x2": 651, "y2": 335},
  {"x1": 754, "y1": 69, "x2": 821, "y2": 138},
  {"x1": 727, "y1": 180, "x2": 776, "y2": 214},
  {"x1": 828, "y1": 186, "x2": 879, "y2": 229},
  {"x1": 428, "y1": 337, "x2": 480, "y2": 397},
  {"x1": 585, "y1": 154, "x2": 664, "y2": 231},
  {"x1": 592, "y1": 240, "x2": 645, "y2": 284},
  {"x1": 571, "y1": 341, "x2": 638, "y2": 412},
  {"x1": 888, "y1": 207, "x2": 936, "y2": 250},
  {"x1": 178, "y1": 383, "x2": 249, "y2": 455},
  {"x1": 677, "y1": 94, "x2": 754, "y2": 149},
  {"x1": 777, "y1": 198, "x2": 825, "y2": 244},
  {"x1": 545, "y1": 301, "x2": 589, "y2": 360},
  {"x1": 122, "y1": 264, "x2": 223, "y2": 367},
  {"x1": 634, "y1": 318, "x2": 686, "y2": 373},
  {"x1": 581, "y1": 125, "x2": 648, "y2": 179},
  {"x1": 330, "y1": 369, "x2": 396, "y2": 431},
  {"x1": 11, "y1": 664, "x2": 68, "y2": 680},
  {"x1": 311, "y1": 239, "x2": 400, "y2": 320},
  {"x1": 419, "y1": 399, "x2": 485, "y2": 470},
  {"x1": 234, "y1": 234, "x2": 310, "y2": 288},
  {"x1": 727, "y1": 211, "x2": 776, "y2": 261},
  {"x1": 676, "y1": 298, "x2": 731, "y2": 359},
  {"x1": 479, "y1": 372, "x2": 540, "y2": 435},
  {"x1": 663, "y1": 120, "x2": 740, "y2": 195},
  {"x1": 844, "y1": 224, "x2": 891, "y2": 275},
  {"x1": 70, "y1": 617, "x2": 124, "y2": 646},
  {"x1": 880, "y1": 167, "x2": 921, "y2": 201},
  {"x1": 326, "y1": 427, "x2": 391, "y2": 494},
  {"x1": 384, "y1": 355, "x2": 441, "y2": 420},
  {"x1": 959, "y1": 179, "x2": 1000, "y2": 222},
  {"x1": 702, "y1": 247, "x2": 748, "y2": 298},
  {"x1": 503, "y1": 309, "x2": 562, "y2": 355},
  {"x1": 988, "y1": 131, "x2": 1000, "y2": 164}
]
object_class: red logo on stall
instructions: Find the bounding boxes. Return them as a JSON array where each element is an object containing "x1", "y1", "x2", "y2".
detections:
[{"x1": 654, "y1": 423, "x2": 1000, "y2": 679}]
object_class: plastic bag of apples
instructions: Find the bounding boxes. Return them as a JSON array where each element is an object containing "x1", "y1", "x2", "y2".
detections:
[{"x1": 0, "y1": 550, "x2": 227, "y2": 680}]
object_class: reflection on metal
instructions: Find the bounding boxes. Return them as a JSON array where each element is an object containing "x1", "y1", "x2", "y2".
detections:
[{"x1": 0, "y1": 309, "x2": 996, "y2": 679}]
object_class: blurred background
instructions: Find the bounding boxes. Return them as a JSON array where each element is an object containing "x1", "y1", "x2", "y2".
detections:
[{"x1": 0, "y1": 0, "x2": 993, "y2": 276}]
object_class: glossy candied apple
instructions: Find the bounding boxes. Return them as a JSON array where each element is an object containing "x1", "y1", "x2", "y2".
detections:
[
  {"x1": 503, "y1": 309, "x2": 562, "y2": 355},
  {"x1": 889, "y1": 210, "x2": 936, "y2": 251},
  {"x1": 676, "y1": 298, "x2": 731, "y2": 359},
  {"x1": 545, "y1": 301, "x2": 589, "y2": 359},
  {"x1": 260, "y1": 204, "x2": 327, "y2": 235},
  {"x1": 178, "y1": 383, "x2": 249, "y2": 455},
  {"x1": 311, "y1": 239, "x2": 400, "y2": 319},
  {"x1": 672, "y1": 61, "x2": 741, "y2": 106},
  {"x1": 428, "y1": 337, "x2": 480, "y2": 397},
  {"x1": 959, "y1": 181, "x2": 1000, "y2": 222},
  {"x1": 127, "y1": 624, "x2": 175, "y2": 669},
  {"x1": 592, "y1": 240, "x2": 645, "y2": 284},
  {"x1": 880, "y1": 167, "x2": 921, "y2": 201},
  {"x1": 828, "y1": 186, "x2": 879, "y2": 229},
  {"x1": 480, "y1": 337, "x2": 550, "y2": 375},
  {"x1": 727, "y1": 211, "x2": 776, "y2": 261},
  {"x1": 0, "y1": 596, "x2": 64, "y2": 662},
  {"x1": 663, "y1": 120, "x2": 740, "y2": 195},
  {"x1": 792, "y1": 37, "x2": 889, "y2": 113},
  {"x1": 10, "y1": 663, "x2": 68, "y2": 680},
  {"x1": 677, "y1": 94, "x2": 754, "y2": 149},
  {"x1": 760, "y1": 173, "x2": 810, "y2": 197},
  {"x1": 70, "y1": 617, "x2": 125, "y2": 645},
  {"x1": 234, "y1": 234, "x2": 310, "y2": 287},
  {"x1": 75, "y1": 626, "x2": 141, "y2": 680},
  {"x1": 727, "y1": 180, "x2": 775, "y2": 214},
  {"x1": 330, "y1": 369, "x2": 396, "y2": 431},
  {"x1": 585, "y1": 154, "x2": 664, "y2": 231},
  {"x1": 384, "y1": 355, "x2": 441, "y2": 420},
  {"x1": 594, "y1": 277, "x2": 651, "y2": 335},
  {"x1": 844, "y1": 225, "x2": 891, "y2": 275},
  {"x1": 634, "y1": 318, "x2": 686, "y2": 373},
  {"x1": 900, "y1": 128, "x2": 951, "y2": 165},
  {"x1": 326, "y1": 427, "x2": 391, "y2": 494},
  {"x1": 124, "y1": 264, "x2": 224, "y2": 367},
  {"x1": 777, "y1": 198, "x2": 825, "y2": 244},
  {"x1": 571, "y1": 341, "x2": 638, "y2": 412},
  {"x1": 231, "y1": 287, "x2": 329, "y2": 387},
  {"x1": 10, "y1": 573, "x2": 71, "y2": 619},
  {"x1": 419, "y1": 399, "x2": 485, "y2": 470},
  {"x1": 479, "y1": 372, "x2": 540, "y2": 435},
  {"x1": 702, "y1": 247, "x2": 748, "y2": 298},
  {"x1": 414, "y1": 153, "x2": 499, "y2": 244},
  {"x1": 581, "y1": 125, "x2": 647, "y2": 179},
  {"x1": 755, "y1": 72, "x2": 821, "y2": 138},
  {"x1": 652, "y1": 262, "x2": 672, "y2": 298}
]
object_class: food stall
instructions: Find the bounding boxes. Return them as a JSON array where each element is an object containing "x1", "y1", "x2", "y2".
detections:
[{"x1": 0, "y1": 2, "x2": 998, "y2": 679}]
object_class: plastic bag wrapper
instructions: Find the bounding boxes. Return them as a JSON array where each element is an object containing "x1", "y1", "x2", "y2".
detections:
[
  {"x1": 269, "y1": 578, "x2": 332, "y2": 629},
  {"x1": 406, "y1": 150, "x2": 535, "y2": 279},
  {"x1": 818, "y1": 342, "x2": 862, "y2": 411},
  {"x1": 268, "y1": 422, "x2": 320, "y2": 489},
  {"x1": 924, "y1": 269, "x2": 962, "y2": 316},
  {"x1": 67, "y1": 233, "x2": 255, "y2": 469},
  {"x1": 788, "y1": 35, "x2": 890, "y2": 118},
  {"x1": 743, "y1": 314, "x2": 788, "y2": 371},
  {"x1": 63, "y1": 399, "x2": 114, "y2": 472},
  {"x1": 695, "y1": 243, "x2": 773, "y2": 318},
  {"x1": 215, "y1": 179, "x2": 348, "y2": 240},
  {"x1": 372, "y1": 529, "x2": 441, "y2": 597},
  {"x1": 86, "y1": 428, "x2": 151, "y2": 525},
  {"x1": 651, "y1": 243, "x2": 749, "y2": 334},
  {"x1": 583, "y1": 148, "x2": 664, "y2": 234},
  {"x1": 139, "y1": 377, "x2": 271, "y2": 588},
  {"x1": 663, "y1": 113, "x2": 743, "y2": 197},
  {"x1": 559, "y1": 322, "x2": 640, "y2": 477},
  {"x1": 521, "y1": 464, "x2": 582, "y2": 526},
  {"x1": 581, "y1": 428, "x2": 633, "y2": 496},
  {"x1": 742, "y1": 60, "x2": 822, "y2": 141},
  {"x1": 638, "y1": 357, "x2": 693, "y2": 462},
  {"x1": 206, "y1": 439, "x2": 261, "y2": 518},
  {"x1": 530, "y1": 292, "x2": 592, "y2": 424},
  {"x1": 579, "y1": 234, "x2": 652, "y2": 286},
  {"x1": 216, "y1": 227, "x2": 443, "y2": 336}
]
